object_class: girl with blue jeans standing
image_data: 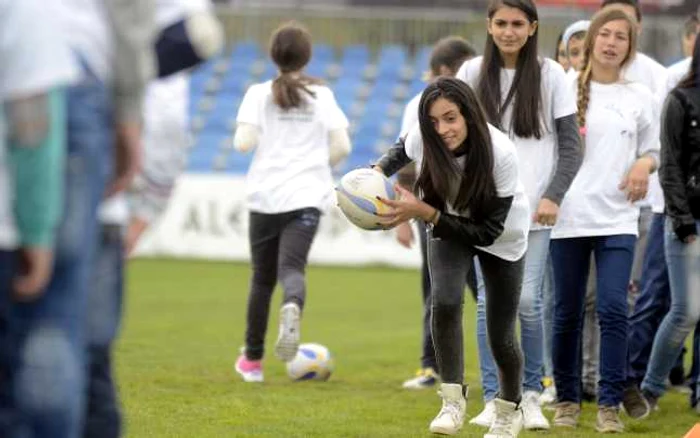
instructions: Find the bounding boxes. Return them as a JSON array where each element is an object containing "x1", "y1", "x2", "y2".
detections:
[
  {"x1": 550, "y1": 7, "x2": 659, "y2": 433},
  {"x1": 638, "y1": 31, "x2": 700, "y2": 413},
  {"x1": 456, "y1": 0, "x2": 581, "y2": 430}
]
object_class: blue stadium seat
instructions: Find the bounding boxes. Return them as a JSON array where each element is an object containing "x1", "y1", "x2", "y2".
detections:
[
  {"x1": 376, "y1": 45, "x2": 408, "y2": 78},
  {"x1": 414, "y1": 45, "x2": 432, "y2": 72},
  {"x1": 187, "y1": 133, "x2": 227, "y2": 171},
  {"x1": 313, "y1": 44, "x2": 335, "y2": 63},
  {"x1": 340, "y1": 45, "x2": 370, "y2": 75},
  {"x1": 230, "y1": 41, "x2": 260, "y2": 62}
]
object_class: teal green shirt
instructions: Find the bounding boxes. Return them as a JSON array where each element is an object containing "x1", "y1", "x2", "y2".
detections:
[{"x1": 8, "y1": 88, "x2": 66, "y2": 248}]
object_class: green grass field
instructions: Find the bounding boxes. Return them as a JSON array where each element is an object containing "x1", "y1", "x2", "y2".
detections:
[{"x1": 117, "y1": 259, "x2": 698, "y2": 437}]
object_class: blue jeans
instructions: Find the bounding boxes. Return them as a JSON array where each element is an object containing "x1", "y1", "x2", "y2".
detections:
[
  {"x1": 551, "y1": 235, "x2": 636, "y2": 407},
  {"x1": 476, "y1": 229, "x2": 549, "y2": 401},
  {"x1": 0, "y1": 72, "x2": 112, "y2": 438},
  {"x1": 542, "y1": 253, "x2": 555, "y2": 378},
  {"x1": 642, "y1": 219, "x2": 700, "y2": 398},
  {"x1": 83, "y1": 225, "x2": 124, "y2": 438},
  {"x1": 627, "y1": 213, "x2": 671, "y2": 385}
]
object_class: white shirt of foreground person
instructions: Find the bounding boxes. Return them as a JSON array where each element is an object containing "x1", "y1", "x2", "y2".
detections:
[
  {"x1": 236, "y1": 81, "x2": 349, "y2": 214},
  {"x1": 552, "y1": 78, "x2": 659, "y2": 239},
  {"x1": 403, "y1": 124, "x2": 530, "y2": 262}
]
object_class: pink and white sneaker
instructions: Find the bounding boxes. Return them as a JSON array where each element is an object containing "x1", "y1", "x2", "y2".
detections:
[{"x1": 235, "y1": 354, "x2": 263, "y2": 383}]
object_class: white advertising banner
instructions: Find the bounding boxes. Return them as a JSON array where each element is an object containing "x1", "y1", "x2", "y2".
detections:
[{"x1": 134, "y1": 174, "x2": 422, "y2": 268}]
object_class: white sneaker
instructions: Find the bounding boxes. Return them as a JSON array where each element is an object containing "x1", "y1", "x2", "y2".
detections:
[
  {"x1": 274, "y1": 302, "x2": 301, "y2": 362},
  {"x1": 470, "y1": 400, "x2": 496, "y2": 427},
  {"x1": 484, "y1": 398, "x2": 524, "y2": 438},
  {"x1": 539, "y1": 384, "x2": 557, "y2": 408},
  {"x1": 522, "y1": 391, "x2": 550, "y2": 430},
  {"x1": 429, "y1": 383, "x2": 467, "y2": 435}
]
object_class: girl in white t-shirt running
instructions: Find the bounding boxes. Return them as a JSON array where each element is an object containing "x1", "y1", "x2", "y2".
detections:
[
  {"x1": 374, "y1": 76, "x2": 531, "y2": 438},
  {"x1": 549, "y1": 8, "x2": 659, "y2": 432},
  {"x1": 456, "y1": 0, "x2": 582, "y2": 430},
  {"x1": 233, "y1": 22, "x2": 351, "y2": 383}
]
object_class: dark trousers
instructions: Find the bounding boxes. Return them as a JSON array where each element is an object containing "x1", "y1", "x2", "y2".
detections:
[
  {"x1": 244, "y1": 208, "x2": 320, "y2": 361},
  {"x1": 627, "y1": 213, "x2": 675, "y2": 385},
  {"x1": 417, "y1": 221, "x2": 476, "y2": 372},
  {"x1": 427, "y1": 234, "x2": 523, "y2": 403},
  {"x1": 552, "y1": 235, "x2": 636, "y2": 407},
  {"x1": 84, "y1": 225, "x2": 124, "y2": 438}
]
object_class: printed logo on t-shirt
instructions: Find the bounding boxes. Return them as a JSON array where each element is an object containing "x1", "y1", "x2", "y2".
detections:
[{"x1": 277, "y1": 106, "x2": 315, "y2": 122}]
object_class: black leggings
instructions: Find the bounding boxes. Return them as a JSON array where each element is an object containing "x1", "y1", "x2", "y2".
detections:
[
  {"x1": 244, "y1": 208, "x2": 320, "y2": 360},
  {"x1": 428, "y1": 234, "x2": 524, "y2": 403}
]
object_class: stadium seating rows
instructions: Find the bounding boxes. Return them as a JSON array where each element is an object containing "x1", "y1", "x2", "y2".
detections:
[{"x1": 187, "y1": 41, "x2": 432, "y2": 175}]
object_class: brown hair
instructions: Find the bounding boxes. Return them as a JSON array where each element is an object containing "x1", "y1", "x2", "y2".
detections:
[
  {"x1": 269, "y1": 22, "x2": 321, "y2": 110},
  {"x1": 576, "y1": 7, "x2": 638, "y2": 129},
  {"x1": 429, "y1": 36, "x2": 477, "y2": 77}
]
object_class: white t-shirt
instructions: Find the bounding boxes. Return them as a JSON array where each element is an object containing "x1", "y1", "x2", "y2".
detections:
[
  {"x1": 237, "y1": 81, "x2": 349, "y2": 214},
  {"x1": 622, "y1": 52, "x2": 669, "y2": 214},
  {"x1": 404, "y1": 124, "x2": 530, "y2": 262},
  {"x1": 399, "y1": 92, "x2": 421, "y2": 138},
  {"x1": 0, "y1": 0, "x2": 79, "y2": 250},
  {"x1": 552, "y1": 80, "x2": 659, "y2": 239},
  {"x1": 667, "y1": 57, "x2": 691, "y2": 92},
  {"x1": 456, "y1": 56, "x2": 577, "y2": 231}
]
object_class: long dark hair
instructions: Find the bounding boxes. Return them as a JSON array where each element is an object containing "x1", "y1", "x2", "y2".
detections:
[
  {"x1": 677, "y1": 32, "x2": 700, "y2": 89},
  {"x1": 477, "y1": 0, "x2": 543, "y2": 139},
  {"x1": 269, "y1": 22, "x2": 321, "y2": 110},
  {"x1": 416, "y1": 77, "x2": 497, "y2": 217}
]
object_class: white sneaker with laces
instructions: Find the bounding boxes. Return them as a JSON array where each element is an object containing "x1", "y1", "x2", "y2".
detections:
[
  {"x1": 470, "y1": 400, "x2": 496, "y2": 427},
  {"x1": 274, "y1": 302, "x2": 301, "y2": 362},
  {"x1": 484, "y1": 398, "x2": 524, "y2": 438},
  {"x1": 429, "y1": 383, "x2": 467, "y2": 435},
  {"x1": 522, "y1": 391, "x2": 550, "y2": 430}
]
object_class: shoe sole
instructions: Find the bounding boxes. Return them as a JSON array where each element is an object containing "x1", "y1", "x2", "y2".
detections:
[
  {"x1": 429, "y1": 426, "x2": 460, "y2": 435},
  {"x1": 275, "y1": 305, "x2": 300, "y2": 362},
  {"x1": 553, "y1": 422, "x2": 578, "y2": 428},
  {"x1": 234, "y1": 362, "x2": 263, "y2": 383},
  {"x1": 596, "y1": 425, "x2": 624, "y2": 433},
  {"x1": 468, "y1": 418, "x2": 492, "y2": 427},
  {"x1": 620, "y1": 402, "x2": 650, "y2": 420},
  {"x1": 524, "y1": 423, "x2": 551, "y2": 430}
]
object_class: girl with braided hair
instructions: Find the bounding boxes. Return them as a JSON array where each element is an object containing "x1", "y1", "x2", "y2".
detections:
[{"x1": 549, "y1": 6, "x2": 659, "y2": 433}]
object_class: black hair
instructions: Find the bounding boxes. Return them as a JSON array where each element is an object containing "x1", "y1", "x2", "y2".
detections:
[
  {"x1": 416, "y1": 77, "x2": 497, "y2": 217},
  {"x1": 678, "y1": 32, "x2": 700, "y2": 89},
  {"x1": 476, "y1": 0, "x2": 543, "y2": 139}
]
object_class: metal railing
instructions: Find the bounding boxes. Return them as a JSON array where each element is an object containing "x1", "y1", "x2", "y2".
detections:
[{"x1": 214, "y1": 3, "x2": 689, "y2": 64}]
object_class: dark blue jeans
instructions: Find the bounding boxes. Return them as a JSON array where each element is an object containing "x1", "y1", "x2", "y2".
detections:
[
  {"x1": 552, "y1": 234, "x2": 636, "y2": 407},
  {"x1": 0, "y1": 71, "x2": 112, "y2": 438},
  {"x1": 83, "y1": 224, "x2": 124, "y2": 438},
  {"x1": 627, "y1": 213, "x2": 672, "y2": 385}
]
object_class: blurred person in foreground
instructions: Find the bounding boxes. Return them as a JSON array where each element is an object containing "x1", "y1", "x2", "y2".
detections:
[
  {"x1": 86, "y1": 1, "x2": 222, "y2": 436},
  {"x1": 0, "y1": 0, "x2": 156, "y2": 437}
]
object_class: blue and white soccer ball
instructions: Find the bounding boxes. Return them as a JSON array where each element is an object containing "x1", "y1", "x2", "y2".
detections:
[{"x1": 286, "y1": 343, "x2": 334, "y2": 381}]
